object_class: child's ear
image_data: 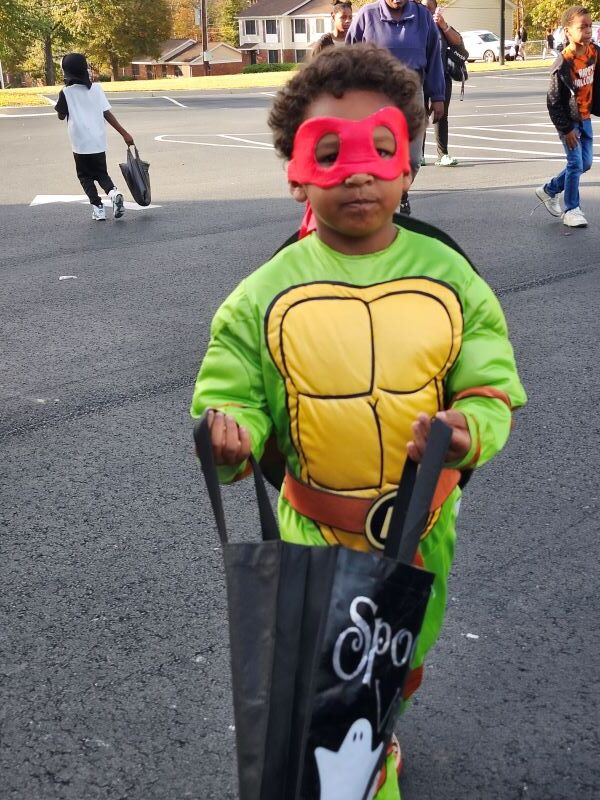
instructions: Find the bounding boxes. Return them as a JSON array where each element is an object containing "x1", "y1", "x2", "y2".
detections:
[
  {"x1": 289, "y1": 181, "x2": 308, "y2": 204},
  {"x1": 401, "y1": 174, "x2": 412, "y2": 193}
]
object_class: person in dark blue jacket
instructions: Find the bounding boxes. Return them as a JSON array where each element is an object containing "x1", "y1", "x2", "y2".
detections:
[{"x1": 346, "y1": 0, "x2": 445, "y2": 215}]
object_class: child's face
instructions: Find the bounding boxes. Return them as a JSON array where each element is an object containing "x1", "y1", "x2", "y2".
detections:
[
  {"x1": 332, "y1": 6, "x2": 352, "y2": 35},
  {"x1": 565, "y1": 13, "x2": 593, "y2": 47},
  {"x1": 289, "y1": 90, "x2": 410, "y2": 250}
]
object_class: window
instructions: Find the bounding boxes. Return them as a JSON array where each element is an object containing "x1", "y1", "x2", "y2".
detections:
[
  {"x1": 295, "y1": 49, "x2": 308, "y2": 63},
  {"x1": 161, "y1": 64, "x2": 168, "y2": 78},
  {"x1": 480, "y1": 33, "x2": 499, "y2": 42},
  {"x1": 174, "y1": 65, "x2": 183, "y2": 76},
  {"x1": 268, "y1": 49, "x2": 279, "y2": 63},
  {"x1": 316, "y1": 19, "x2": 325, "y2": 33},
  {"x1": 265, "y1": 19, "x2": 277, "y2": 35},
  {"x1": 244, "y1": 19, "x2": 256, "y2": 35},
  {"x1": 145, "y1": 65, "x2": 153, "y2": 79},
  {"x1": 132, "y1": 63, "x2": 140, "y2": 78},
  {"x1": 294, "y1": 19, "x2": 306, "y2": 34}
]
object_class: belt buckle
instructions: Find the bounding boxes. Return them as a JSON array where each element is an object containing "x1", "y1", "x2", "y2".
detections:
[{"x1": 364, "y1": 489, "x2": 398, "y2": 551}]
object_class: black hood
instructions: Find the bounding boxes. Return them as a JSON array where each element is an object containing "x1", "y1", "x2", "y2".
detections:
[{"x1": 61, "y1": 53, "x2": 92, "y2": 88}]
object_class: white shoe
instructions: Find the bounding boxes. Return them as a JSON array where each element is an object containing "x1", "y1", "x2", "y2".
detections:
[
  {"x1": 109, "y1": 188, "x2": 125, "y2": 219},
  {"x1": 535, "y1": 186, "x2": 561, "y2": 217},
  {"x1": 562, "y1": 207, "x2": 587, "y2": 227},
  {"x1": 435, "y1": 154, "x2": 458, "y2": 166},
  {"x1": 92, "y1": 204, "x2": 106, "y2": 221}
]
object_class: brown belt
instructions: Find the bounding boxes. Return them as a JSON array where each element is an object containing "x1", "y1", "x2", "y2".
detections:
[{"x1": 282, "y1": 468, "x2": 461, "y2": 534}]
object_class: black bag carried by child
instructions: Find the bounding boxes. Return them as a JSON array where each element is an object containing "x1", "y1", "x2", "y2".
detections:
[
  {"x1": 119, "y1": 145, "x2": 151, "y2": 206},
  {"x1": 447, "y1": 44, "x2": 469, "y2": 100},
  {"x1": 194, "y1": 411, "x2": 452, "y2": 800}
]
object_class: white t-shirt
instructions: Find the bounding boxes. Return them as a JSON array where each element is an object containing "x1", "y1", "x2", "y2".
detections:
[{"x1": 60, "y1": 83, "x2": 111, "y2": 154}]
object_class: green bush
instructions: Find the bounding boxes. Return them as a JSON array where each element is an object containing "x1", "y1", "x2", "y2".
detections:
[{"x1": 242, "y1": 62, "x2": 298, "y2": 73}]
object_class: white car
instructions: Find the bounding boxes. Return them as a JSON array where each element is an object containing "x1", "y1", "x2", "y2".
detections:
[{"x1": 462, "y1": 30, "x2": 515, "y2": 63}]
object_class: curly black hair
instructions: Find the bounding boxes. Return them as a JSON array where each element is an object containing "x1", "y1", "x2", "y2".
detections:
[{"x1": 268, "y1": 43, "x2": 426, "y2": 160}]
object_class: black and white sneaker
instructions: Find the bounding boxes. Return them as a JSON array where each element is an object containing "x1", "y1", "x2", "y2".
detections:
[
  {"x1": 91, "y1": 204, "x2": 106, "y2": 221},
  {"x1": 399, "y1": 194, "x2": 411, "y2": 216},
  {"x1": 110, "y1": 189, "x2": 125, "y2": 219}
]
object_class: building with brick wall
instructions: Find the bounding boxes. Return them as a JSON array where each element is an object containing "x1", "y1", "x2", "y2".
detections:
[{"x1": 125, "y1": 38, "x2": 249, "y2": 79}]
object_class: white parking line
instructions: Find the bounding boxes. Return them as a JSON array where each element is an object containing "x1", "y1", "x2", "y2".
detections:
[
  {"x1": 446, "y1": 132, "x2": 576, "y2": 146},
  {"x1": 155, "y1": 134, "x2": 272, "y2": 149},
  {"x1": 480, "y1": 75, "x2": 550, "y2": 81},
  {"x1": 474, "y1": 101, "x2": 546, "y2": 108},
  {"x1": 162, "y1": 96, "x2": 187, "y2": 108},
  {"x1": 0, "y1": 111, "x2": 56, "y2": 118},
  {"x1": 449, "y1": 109, "x2": 548, "y2": 119},
  {"x1": 218, "y1": 134, "x2": 273, "y2": 148},
  {"x1": 444, "y1": 139, "x2": 565, "y2": 156},
  {"x1": 464, "y1": 126, "x2": 557, "y2": 135}
]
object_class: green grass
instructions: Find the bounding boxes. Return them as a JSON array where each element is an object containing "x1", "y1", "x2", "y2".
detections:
[
  {"x1": 0, "y1": 58, "x2": 553, "y2": 107},
  {"x1": 0, "y1": 91, "x2": 51, "y2": 107}
]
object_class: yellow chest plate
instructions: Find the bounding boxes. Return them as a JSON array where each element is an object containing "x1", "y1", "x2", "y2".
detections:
[{"x1": 266, "y1": 278, "x2": 463, "y2": 503}]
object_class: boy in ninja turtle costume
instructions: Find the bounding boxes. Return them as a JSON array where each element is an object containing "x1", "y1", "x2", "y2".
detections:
[{"x1": 191, "y1": 43, "x2": 526, "y2": 799}]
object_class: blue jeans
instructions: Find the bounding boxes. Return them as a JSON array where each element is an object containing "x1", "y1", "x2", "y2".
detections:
[{"x1": 545, "y1": 119, "x2": 593, "y2": 212}]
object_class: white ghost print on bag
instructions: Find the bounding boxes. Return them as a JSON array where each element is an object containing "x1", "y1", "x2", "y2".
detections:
[{"x1": 314, "y1": 718, "x2": 383, "y2": 800}]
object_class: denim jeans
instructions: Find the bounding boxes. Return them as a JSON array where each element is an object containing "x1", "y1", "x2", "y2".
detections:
[{"x1": 545, "y1": 118, "x2": 594, "y2": 212}]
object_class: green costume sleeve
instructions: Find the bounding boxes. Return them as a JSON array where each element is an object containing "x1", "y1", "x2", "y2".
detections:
[
  {"x1": 446, "y1": 271, "x2": 527, "y2": 469},
  {"x1": 190, "y1": 282, "x2": 272, "y2": 482}
]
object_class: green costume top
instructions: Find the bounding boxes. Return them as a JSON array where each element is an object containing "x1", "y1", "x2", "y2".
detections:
[{"x1": 192, "y1": 223, "x2": 526, "y2": 534}]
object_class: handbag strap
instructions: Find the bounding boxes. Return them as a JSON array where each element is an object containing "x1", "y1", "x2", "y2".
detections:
[
  {"x1": 193, "y1": 412, "x2": 280, "y2": 545},
  {"x1": 384, "y1": 419, "x2": 452, "y2": 565}
]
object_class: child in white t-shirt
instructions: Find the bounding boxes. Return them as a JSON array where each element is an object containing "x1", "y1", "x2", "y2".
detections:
[{"x1": 55, "y1": 53, "x2": 134, "y2": 221}]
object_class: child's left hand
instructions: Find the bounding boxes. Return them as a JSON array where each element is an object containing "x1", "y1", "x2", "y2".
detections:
[
  {"x1": 123, "y1": 132, "x2": 134, "y2": 146},
  {"x1": 407, "y1": 410, "x2": 471, "y2": 464}
]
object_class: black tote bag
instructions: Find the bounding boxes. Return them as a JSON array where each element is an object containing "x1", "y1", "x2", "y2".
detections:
[
  {"x1": 194, "y1": 413, "x2": 451, "y2": 800},
  {"x1": 119, "y1": 145, "x2": 151, "y2": 206}
]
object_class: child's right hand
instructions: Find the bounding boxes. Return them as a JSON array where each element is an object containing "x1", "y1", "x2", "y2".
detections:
[
  {"x1": 207, "y1": 409, "x2": 252, "y2": 466},
  {"x1": 565, "y1": 129, "x2": 579, "y2": 149}
]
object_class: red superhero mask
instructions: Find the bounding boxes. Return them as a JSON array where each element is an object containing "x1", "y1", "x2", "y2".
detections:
[{"x1": 288, "y1": 106, "x2": 410, "y2": 188}]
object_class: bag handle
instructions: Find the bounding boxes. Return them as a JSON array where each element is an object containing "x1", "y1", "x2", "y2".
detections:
[
  {"x1": 193, "y1": 411, "x2": 280, "y2": 545},
  {"x1": 384, "y1": 418, "x2": 452, "y2": 565}
]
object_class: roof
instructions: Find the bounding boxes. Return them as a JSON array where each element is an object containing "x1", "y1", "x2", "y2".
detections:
[
  {"x1": 158, "y1": 38, "x2": 196, "y2": 60},
  {"x1": 132, "y1": 40, "x2": 241, "y2": 65},
  {"x1": 132, "y1": 38, "x2": 196, "y2": 64},
  {"x1": 289, "y1": 0, "x2": 334, "y2": 15},
  {"x1": 170, "y1": 42, "x2": 204, "y2": 63},
  {"x1": 238, "y1": 0, "x2": 329, "y2": 19}
]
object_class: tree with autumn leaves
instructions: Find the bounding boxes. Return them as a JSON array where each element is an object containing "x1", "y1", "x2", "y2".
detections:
[
  {"x1": 1, "y1": 0, "x2": 171, "y2": 84},
  {"x1": 0, "y1": 0, "x2": 257, "y2": 85}
]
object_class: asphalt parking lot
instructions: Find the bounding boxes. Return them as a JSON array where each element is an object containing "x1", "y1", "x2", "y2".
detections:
[{"x1": 1, "y1": 69, "x2": 599, "y2": 799}]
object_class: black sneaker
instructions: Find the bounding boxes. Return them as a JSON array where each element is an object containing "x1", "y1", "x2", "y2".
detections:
[{"x1": 399, "y1": 194, "x2": 411, "y2": 216}]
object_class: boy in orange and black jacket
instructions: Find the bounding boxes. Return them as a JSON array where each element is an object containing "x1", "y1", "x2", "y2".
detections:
[{"x1": 536, "y1": 5, "x2": 600, "y2": 228}]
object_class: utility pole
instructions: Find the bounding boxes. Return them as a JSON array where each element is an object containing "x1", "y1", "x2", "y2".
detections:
[
  {"x1": 500, "y1": 0, "x2": 505, "y2": 65},
  {"x1": 200, "y1": 1, "x2": 211, "y2": 76},
  {"x1": 0, "y1": 60, "x2": 5, "y2": 90}
]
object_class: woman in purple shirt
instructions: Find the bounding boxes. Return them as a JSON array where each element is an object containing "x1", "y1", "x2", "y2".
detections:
[{"x1": 346, "y1": 0, "x2": 445, "y2": 215}]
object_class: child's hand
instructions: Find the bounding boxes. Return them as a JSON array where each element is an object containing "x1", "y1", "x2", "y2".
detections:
[
  {"x1": 207, "y1": 409, "x2": 252, "y2": 466},
  {"x1": 407, "y1": 410, "x2": 471, "y2": 464},
  {"x1": 565, "y1": 130, "x2": 579, "y2": 149},
  {"x1": 123, "y1": 132, "x2": 134, "y2": 146}
]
